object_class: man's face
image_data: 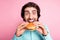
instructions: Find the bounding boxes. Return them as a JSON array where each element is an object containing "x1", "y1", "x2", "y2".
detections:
[{"x1": 24, "y1": 7, "x2": 38, "y2": 23}]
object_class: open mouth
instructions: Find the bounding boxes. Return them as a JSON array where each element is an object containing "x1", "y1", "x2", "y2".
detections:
[{"x1": 28, "y1": 19, "x2": 34, "y2": 22}]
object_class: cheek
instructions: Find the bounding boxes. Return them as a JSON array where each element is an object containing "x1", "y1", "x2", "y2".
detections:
[
  {"x1": 33, "y1": 15, "x2": 38, "y2": 19},
  {"x1": 33, "y1": 16, "x2": 38, "y2": 21},
  {"x1": 35, "y1": 17, "x2": 38, "y2": 20},
  {"x1": 24, "y1": 15, "x2": 29, "y2": 20}
]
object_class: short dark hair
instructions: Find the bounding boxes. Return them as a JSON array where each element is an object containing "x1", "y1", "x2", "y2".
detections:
[{"x1": 21, "y1": 2, "x2": 41, "y2": 21}]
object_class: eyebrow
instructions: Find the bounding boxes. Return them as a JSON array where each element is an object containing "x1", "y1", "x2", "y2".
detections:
[
  {"x1": 24, "y1": 10, "x2": 29, "y2": 12},
  {"x1": 32, "y1": 10, "x2": 37, "y2": 12}
]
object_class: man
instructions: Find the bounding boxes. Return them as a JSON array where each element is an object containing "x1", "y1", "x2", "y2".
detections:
[{"x1": 12, "y1": 2, "x2": 52, "y2": 40}]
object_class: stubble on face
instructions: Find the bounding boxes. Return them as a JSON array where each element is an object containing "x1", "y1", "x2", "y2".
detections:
[{"x1": 24, "y1": 7, "x2": 38, "y2": 23}]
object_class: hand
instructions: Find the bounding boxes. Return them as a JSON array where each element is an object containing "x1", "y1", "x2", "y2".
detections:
[
  {"x1": 33, "y1": 21, "x2": 48, "y2": 35},
  {"x1": 16, "y1": 22, "x2": 29, "y2": 37}
]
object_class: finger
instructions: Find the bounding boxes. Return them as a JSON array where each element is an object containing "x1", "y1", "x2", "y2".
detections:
[
  {"x1": 36, "y1": 28, "x2": 43, "y2": 34},
  {"x1": 17, "y1": 22, "x2": 29, "y2": 30},
  {"x1": 16, "y1": 29, "x2": 26, "y2": 36}
]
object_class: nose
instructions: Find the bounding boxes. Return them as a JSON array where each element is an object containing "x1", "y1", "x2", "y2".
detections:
[{"x1": 29, "y1": 13, "x2": 33, "y2": 19}]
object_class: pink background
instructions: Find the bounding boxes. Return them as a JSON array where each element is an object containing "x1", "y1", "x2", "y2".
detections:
[{"x1": 0, "y1": 0, "x2": 60, "y2": 40}]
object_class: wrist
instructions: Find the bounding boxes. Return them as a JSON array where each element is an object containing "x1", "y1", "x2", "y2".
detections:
[
  {"x1": 42, "y1": 29, "x2": 48, "y2": 36},
  {"x1": 15, "y1": 32, "x2": 22, "y2": 37}
]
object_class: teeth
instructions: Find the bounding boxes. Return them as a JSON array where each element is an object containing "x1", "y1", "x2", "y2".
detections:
[{"x1": 29, "y1": 20, "x2": 34, "y2": 22}]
